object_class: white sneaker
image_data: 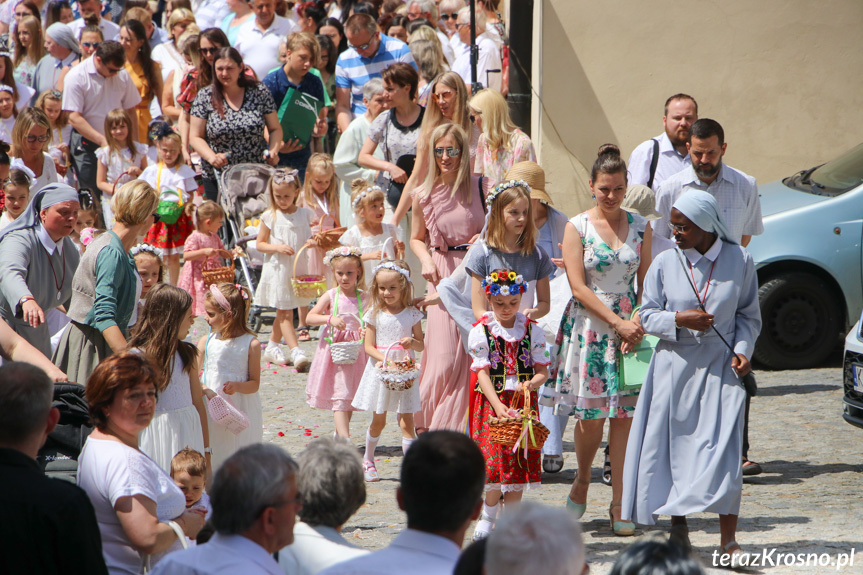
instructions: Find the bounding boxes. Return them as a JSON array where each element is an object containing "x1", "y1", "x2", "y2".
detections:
[
  {"x1": 264, "y1": 345, "x2": 288, "y2": 365},
  {"x1": 291, "y1": 348, "x2": 310, "y2": 372}
]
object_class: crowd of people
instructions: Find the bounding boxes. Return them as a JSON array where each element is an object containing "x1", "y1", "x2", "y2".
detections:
[{"x1": 0, "y1": 0, "x2": 767, "y2": 573}]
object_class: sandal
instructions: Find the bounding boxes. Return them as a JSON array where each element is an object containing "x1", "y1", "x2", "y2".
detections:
[
  {"x1": 719, "y1": 541, "x2": 748, "y2": 568},
  {"x1": 363, "y1": 461, "x2": 379, "y2": 482},
  {"x1": 565, "y1": 471, "x2": 590, "y2": 519},
  {"x1": 543, "y1": 454, "x2": 564, "y2": 473},
  {"x1": 297, "y1": 327, "x2": 311, "y2": 342},
  {"x1": 742, "y1": 458, "x2": 762, "y2": 476},
  {"x1": 601, "y1": 445, "x2": 612, "y2": 486}
]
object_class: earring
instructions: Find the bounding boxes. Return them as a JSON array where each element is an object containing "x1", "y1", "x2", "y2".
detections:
[{"x1": 591, "y1": 195, "x2": 596, "y2": 200}]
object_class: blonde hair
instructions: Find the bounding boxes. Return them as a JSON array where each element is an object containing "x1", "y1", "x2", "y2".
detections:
[
  {"x1": 167, "y1": 7, "x2": 195, "y2": 39},
  {"x1": 156, "y1": 131, "x2": 185, "y2": 166},
  {"x1": 409, "y1": 39, "x2": 446, "y2": 83},
  {"x1": 302, "y1": 153, "x2": 339, "y2": 221},
  {"x1": 470, "y1": 89, "x2": 519, "y2": 154},
  {"x1": 112, "y1": 180, "x2": 159, "y2": 226},
  {"x1": 369, "y1": 260, "x2": 413, "y2": 320},
  {"x1": 407, "y1": 25, "x2": 437, "y2": 44},
  {"x1": 124, "y1": 6, "x2": 152, "y2": 25},
  {"x1": 327, "y1": 253, "x2": 365, "y2": 290},
  {"x1": 204, "y1": 283, "x2": 254, "y2": 339},
  {"x1": 14, "y1": 15, "x2": 45, "y2": 67},
  {"x1": 191, "y1": 199, "x2": 224, "y2": 231},
  {"x1": 11, "y1": 107, "x2": 52, "y2": 157},
  {"x1": 418, "y1": 71, "x2": 470, "y2": 152},
  {"x1": 285, "y1": 31, "x2": 320, "y2": 68},
  {"x1": 104, "y1": 109, "x2": 140, "y2": 163},
  {"x1": 485, "y1": 185, "x2": 536, "y2": 256},
  {"x1": 266, "y1": 171, "x2": 301, "y2": 215},
  {"x1": 349, "y1": 178, "x2": 385, "y2": 218},
  {"x1": 35, "y1": 90, "x2": 70, "y2": 130},
  {"x1": 422, "y1": 123, "x2": 471, "y2": 201}
]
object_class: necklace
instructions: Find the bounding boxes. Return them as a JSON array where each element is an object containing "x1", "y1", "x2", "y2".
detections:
[
  {"x1": 686, "y1": 258, "x2": 716, "y2": 306},
  {"x1": 41, "y1": 241, "x2": 67, "y2": 301}
]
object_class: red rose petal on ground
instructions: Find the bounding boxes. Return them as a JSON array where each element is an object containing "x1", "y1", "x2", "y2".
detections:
[
  {"x1": 313, "y1": 435, "x2": 319, "y2": 438},
  {"x1": 277, "y1": 406, "x2": 283, "y2": 409},
  {"x1": 277, "y1": 432, "x2": 285, "y2": 437}
]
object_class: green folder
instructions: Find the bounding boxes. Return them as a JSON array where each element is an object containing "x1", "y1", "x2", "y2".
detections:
[{"x1": 277, "y1": 88, "x2": 323, "y2": 148}]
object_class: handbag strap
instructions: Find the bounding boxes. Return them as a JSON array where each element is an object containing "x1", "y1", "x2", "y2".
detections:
[{"x1": 201, "y1": 327, "x2": 213, "y2": 386}]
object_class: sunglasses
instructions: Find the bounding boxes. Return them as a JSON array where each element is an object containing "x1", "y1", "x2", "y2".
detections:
[
  {"x1": 200, "y1": 47, "x2": 219, "y2": 55},
  {"x1": 25, "y1": 134, "x2": 50, "y2": 143},
  {"x1": 434, "y1": 146, "x2": 461, "y2": 158},
  {"x1": 49, "y1": 89, "x2": 62, "y2": 98},
  {"x1": 273, "y1": 169, "x2": 299, "y2": 184},
  {"x1": 348, "y1": 37, "x2": 374, "y2": 51},
  {"x1": 440, "y1": 12, "x2": 458, "y2": 20},
  {"x1": 106, "y1": 65, "x2": 124, "y2": 74},
  {"x1": 81, "y1": 41, "x2": 100, "y2": 49}
]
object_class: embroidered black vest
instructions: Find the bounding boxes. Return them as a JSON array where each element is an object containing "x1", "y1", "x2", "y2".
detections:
[{"x1": 476, "y1": 320, "x2": 536, "y2": 396}]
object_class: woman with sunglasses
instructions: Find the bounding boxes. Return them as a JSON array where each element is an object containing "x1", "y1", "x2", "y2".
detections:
[
  {"x1": 56, "y1": 25, "x2": 103, "y2": 90},
  {"x1": 9, "y1": 107, "x2": 59, "y2": 192},
  {"x1": 54, "y1": 180, "x2": 160, "y2": 383},
  {"x1": 469, "y1": 88, "x2": 535, "y2": 186}
]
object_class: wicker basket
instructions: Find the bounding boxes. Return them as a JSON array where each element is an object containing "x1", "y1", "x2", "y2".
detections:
[
  {"x1": 326, "y1": 293, "x2": 364, "y2": 365},
  {"x1": 292, "y1": 243, "x2": 327, "y2": 298},
  {"x1": 203, "y1": 261, "x2": 235, "y2": 288},
  {"x1": 488, "y1": 389, "x2": 549, "y2": 451},
  {"x1": 313, "y1": 214, "x2": 347, "y2": 251},
  {"x1": 376, "y1": 342, "x2": 421, "y2": 392},
  {"x1": 206, "y1": 393, "x2": 249, "y2": 435}
]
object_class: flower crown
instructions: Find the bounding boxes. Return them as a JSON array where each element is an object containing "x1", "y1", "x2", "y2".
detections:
[
  {"x1": 80, "y1": 228, "x2": 100, "y2": 247},
  {"x1": 130, "y1": 243, "x2": 164, "y2": 260},
  {"x1": 485, "y1": 179, "x2": 530, "y2": 207},
  {"x1": 323, "y1": 245, "x2": 363, "y2": 266},
  {"x1": 351, "y1": 186, "x2": 383, "y2": 209},
  {"x1": 373, "y1": 261, "x2": 411, "y2": 280},
  {"x1": 481, "y1": 271, "x2": 527, "y2": 296},
  {"x1": 0, "y1": 84, "x2": 13, "y2": 94}
]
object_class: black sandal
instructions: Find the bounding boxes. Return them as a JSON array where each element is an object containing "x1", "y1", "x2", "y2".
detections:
[{"x1": 602, "y1": 445, "x2": 612, "y2": 486}]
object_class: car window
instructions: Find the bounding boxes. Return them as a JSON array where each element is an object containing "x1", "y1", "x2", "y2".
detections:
[{"x1": 809, "y1": 142, "x2": 863, "y2": 194}]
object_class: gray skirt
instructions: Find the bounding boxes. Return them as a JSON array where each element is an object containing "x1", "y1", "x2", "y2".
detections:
[{"x1": 52, "y1": 321, "x2": 112, "y2": 385}]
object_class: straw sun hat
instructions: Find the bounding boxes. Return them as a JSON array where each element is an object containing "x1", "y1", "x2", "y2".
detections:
[{"x1": 504, "y1": 161, "x2": 553, "y2": 205}]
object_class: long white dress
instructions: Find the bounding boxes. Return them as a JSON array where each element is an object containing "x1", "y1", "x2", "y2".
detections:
[
  {"x1": 254, "y1": 207, "x2": 315, "y2": 310},
  {"x1": 338, "y1": 223, "x2": 403, "y2": 283},
  {"x1": 139, "y1": 352, "x2": 205, "y2": 472},
  {"x1": 202, "y1": 332, "x2": 263, "y2": 471},
  {"x1": 352, "y1": 307, "x2": 423, "y2": 414}
]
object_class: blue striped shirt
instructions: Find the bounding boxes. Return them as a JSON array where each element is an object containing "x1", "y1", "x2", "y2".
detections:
[{"x1": 335, "y1": 34, "x2": 416, "y2": 115}]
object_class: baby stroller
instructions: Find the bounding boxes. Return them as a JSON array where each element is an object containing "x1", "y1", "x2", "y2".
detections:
[{"x1": 215, "y1": 163, "x2": 275, "y2": 331}]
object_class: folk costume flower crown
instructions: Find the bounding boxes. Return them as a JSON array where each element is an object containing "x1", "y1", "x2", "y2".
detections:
[
  {"x1": 482, "y1": 271, "x2": 527, "y2": 296},
  {"x1": 130, "y1": 243, "x2": 163, "y2": 259},
  {"x1": 485, "y1": 179, "x2": 530, "y2": 207},
  {"x1": 323, "y1": 245, "x2": 362, "y2": 266}
]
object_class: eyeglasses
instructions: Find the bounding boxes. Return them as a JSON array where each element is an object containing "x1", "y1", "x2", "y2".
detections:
[
  {"x1": 434, "y1": 146, "x2": 461, "y2": 158},
  {"x1": 106, "y1": 65, "x2": 124, "y2": 74},
  {"x1": 455, "y1": 22, "x2": 469, "y2": 29},
  {"x1": 348, "y1": 36, "x2": 375, "y2": 51},
  {"x1": 469, "y1": 109, "x2": 482, "y2": 123},
  {"x1": 273, "y1": 169, "x2": 299, "y2": 184},
  {"x1": 200, "y1": 47, "x2": 219, "y2": 55},
  {"x1": 25, "y1": 134, "x2": 50, "y2": 143},
  {"x1": 81, "y1": 41, "x2": 100, "y2": 49},
  {"x1": 152, "y1": 212, "x2": 161, "y2": 223},
  {"x1": 440, "y1": 12, "x2": 458, "y2": 20},
  {"x1": 667, "y1": 222, "x2": 688, "y2": 234}
]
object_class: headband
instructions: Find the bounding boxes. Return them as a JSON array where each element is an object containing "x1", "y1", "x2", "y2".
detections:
[
  {"x1": 209, "y1": 284, "x2": 231, "y2": 311},
  {"x1": 351, "y1": 185, "x2": 383, "y2": 209},
  {"x1": 130, "y1": 243, "x2": 163, "y2": 259},
  {"x1": 323, "y1": 245, "x2": 363, "y2": 266},
  {"x1": 0, "y1": 84, "x2": 14, "y2": 94},
  {"x1": 481, "y1": 271, "x2": 527, "y2": 296},
  {"x1": 373, "y1": 261, "x2": 410, "y2": 280},
  {"x1": 0, "y1": 52, "x2": 11, "y2": 59},
  {"x1": 485, "y1": 179, "x2": 530, "y2": 207}
]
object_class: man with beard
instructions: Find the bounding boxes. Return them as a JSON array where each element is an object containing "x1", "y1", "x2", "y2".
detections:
[
  {"x1": 628, "y1": 94, "x2": 698, "y2": 190},
  {"x1": 653, "y1": 118, "x2": 762, "y2": 248}
]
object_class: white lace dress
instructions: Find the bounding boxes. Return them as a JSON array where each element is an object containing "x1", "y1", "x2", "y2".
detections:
[
  {"x1": 139, "y1": 351, "x2": 205, "y2": 473},
  {"x1": 202, "y1": 332, "x2": 262, "y2": 471},
  {"x1": 339, "y1": 223, "x2": 403, "y2": 282},
  {"x1": 254, "y1": 208, "x2": 315, "y2": 310},
  {"x1": 352, "y1": 307, "x2": 423, "y2": 414}
]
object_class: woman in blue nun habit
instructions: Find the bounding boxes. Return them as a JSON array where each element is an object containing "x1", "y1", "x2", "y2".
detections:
[{"x1": 620, "y1": 190, "x2": 761, "y2": 563}]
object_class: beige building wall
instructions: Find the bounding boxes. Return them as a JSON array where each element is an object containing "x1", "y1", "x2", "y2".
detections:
[{"x1": 531, "y1": 0, "x2": 863, "y2": 216}]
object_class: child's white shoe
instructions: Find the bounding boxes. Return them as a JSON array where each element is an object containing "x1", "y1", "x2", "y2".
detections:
[
  {"x1": 363, "y1": 460, "x2": 380, "y2": 482},
  {"x1": 263, "y1": 345, "x2": 287, "y2": 365},
  {"x1": 291, "y1": 348, "x2": 310, "y2": 372},
  {"x1": 472, "y1": 513, "x2": 495, "y2": 541}
]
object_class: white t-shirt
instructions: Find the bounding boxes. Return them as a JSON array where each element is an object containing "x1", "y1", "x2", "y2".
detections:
[
  {"x1": 234, "y1": 16, "x2": 296, "y2": 79},
  {"x1": 139, "y1": 162, "x2": 198, "y2": 202},
  {"x1": 68, "y1": 16, "x2": 120, "y2": 41},
  {"x1": 0, "y1": 115, "x2": 14, "y2": 143},
  {"x1": 151, "y1": 42, "x2": 184, "y2": 82},
  {"x1": 96, "y1": 143, "x2": 149, "y2": 190},
  {"x1": 77, "y1": 437, "x2": 186, "y2": 575},
  {"x1": 10, "y1": 154, "x2": 59, "y2": 192}
]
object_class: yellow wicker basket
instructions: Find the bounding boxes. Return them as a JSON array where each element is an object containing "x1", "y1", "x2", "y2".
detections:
[{"x1": 292, "y1": 243, "x2": 327, "y2": 298}]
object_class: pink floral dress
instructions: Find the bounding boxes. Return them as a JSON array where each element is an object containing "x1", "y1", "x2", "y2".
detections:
[
  {"x1": 545, "y1": 211, "x2": 646, "y2": 420},
  {"x1": 473, "y1": 128, "x2": 536, "y2": 186},
  {"x1": 177, "y1": 230, "x2": 225, "y2": 316}
]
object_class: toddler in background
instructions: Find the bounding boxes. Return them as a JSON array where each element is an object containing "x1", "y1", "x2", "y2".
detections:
[
  {"x1": 171, "y1": 447, "x2": 212, "y2": 522},
  {"x1": 71, "y1": 190, "x2": 99, "y2": 254},
  {"x1": 178, "y1": 201, "x2": 233, "y2": 316}
]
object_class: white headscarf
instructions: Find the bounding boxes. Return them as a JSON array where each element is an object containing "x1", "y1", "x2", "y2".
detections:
[{"x1": 672, "y1": 190, "x2": 737, "y2": 245}]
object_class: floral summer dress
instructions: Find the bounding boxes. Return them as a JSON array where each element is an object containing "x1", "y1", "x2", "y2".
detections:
[{"x1": 545, "y1": 211, "x2": 646, "y2": 420}]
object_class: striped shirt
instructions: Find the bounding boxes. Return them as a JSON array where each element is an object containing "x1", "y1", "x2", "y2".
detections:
[
  {"x1": 335, "y1": 34, "x2": 416, "y2": 115},
  {"x1": 652, "y1": 163, "x2": 763, "y2": 246}
]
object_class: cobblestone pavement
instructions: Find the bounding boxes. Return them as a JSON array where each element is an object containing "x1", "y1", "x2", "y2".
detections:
[{"x1": 201, "y1": 315, "x2": 863, "y2": 574}]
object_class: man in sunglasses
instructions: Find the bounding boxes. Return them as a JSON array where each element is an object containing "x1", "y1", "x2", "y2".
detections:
[
  {"x1": 406, "y1": 0, "x2": 455, "y2": 65},
  {"x1": 335, "y1": 13, "x2": 416, "y2": 133},
  {"x1": 30, "y1": 23, "x2": 79, "y2": 106},
  {"x1": 61, "y1": 40, "x2": 140, "y2": 194}
]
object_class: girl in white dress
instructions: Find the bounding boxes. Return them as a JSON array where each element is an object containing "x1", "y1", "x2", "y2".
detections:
[
  {"x1": 353, "y1": 260, "x2": 424, "y2": 482},
  {"x1": 134, "y1": 284, "x2": 211, "y2": 474},
  {"x1": 0, "y1": 170, "x2": 29, "y2": 230},
  {"x1": 96, "y1": 109, "x2": 148, "y2": 228},
  {"x1": 198, "y1": 283, "x2": 262, "y2": 472},
  {"x1": 254, "y1": 168, "x2": 315, "y2": 371},
  {"x1": 339, "y1": 179, "x2": 405, "y2": 281}
]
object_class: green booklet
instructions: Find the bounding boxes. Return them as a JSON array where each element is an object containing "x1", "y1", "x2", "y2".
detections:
[{"x1": 277, "y1": 88, "x2": 323, "y2": 148}]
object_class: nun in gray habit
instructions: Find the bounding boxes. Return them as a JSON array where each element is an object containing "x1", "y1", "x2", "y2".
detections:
[
  {"x1": 620, "y1": 190, "x2": 761, "y2": 560},
  {"x1": 0, "y1": 184, "x2": 80, "y2": 356}
]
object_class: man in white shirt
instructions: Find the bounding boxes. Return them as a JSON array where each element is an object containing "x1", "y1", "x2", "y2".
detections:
[
  {"x1": 150, "y1": 444, "x2": 300, "y2": 575},
  {"x1": 68, "y1": 0, "x2": 120, "y2": 41},
  {"x1": 406, "y1": 0, "x2": 455, "y2": 65},
  {"x1": 61, "y1": 41, "x2": 141, "y2": 194},
  {"x1": 451, "y1": 7, "x2": 501, "y2": 93},
  {"x1": 627, "y1": 94, "x2": 698, "y2": 190},
  {"x1": 234, "y1": 0, "x2": 296, "y2": 80},
  {"x1": 319, "y1": 431, "x2": 485, "y2": 575}
]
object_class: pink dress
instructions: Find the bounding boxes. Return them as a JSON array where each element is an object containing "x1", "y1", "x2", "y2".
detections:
[
  {"x1": 413, "y1": 176, "x2": 486, "y2": 431},
  {"x1": 178, "y1": 230, "x2": 225, "y2": 316},
  {"x1": 298, "y1": 194, "x2": 339, "y2": 284},
  {"x1": 305, "y1": 287, "x2": 370, "y2": 411}
]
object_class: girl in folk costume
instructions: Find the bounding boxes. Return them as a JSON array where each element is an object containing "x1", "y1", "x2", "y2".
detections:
[
  {"x1": 468, "y1": 269, "x2": 550, "y2": 541},
  {"x1": 96, "y1": 109, "x2": 148, "y2": 228},
  {"x1": 352, "y1": 260, "x2": 424, "y2": 482},
  {"x1": 304, "y1": 246, "x2": 369, "y2": 439},
  {"x1": 177, "y1": 201, "x2": 234, "y2": 316},
  {"x1": 141, "y1": 124, "x2": 197, "y2": 285},
  {"x1": 296, "y1": 152, "x2": 341, "y2": 341},
  {"x1": 198, "y1": 283, "x2": 262, "y2": 471},
  {"x1": 339, "y1": 178, "x2": 405, "y2": 282}
]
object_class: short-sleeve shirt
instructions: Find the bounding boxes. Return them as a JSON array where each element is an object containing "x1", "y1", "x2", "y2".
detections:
[
  {"x1": 464, "y1": 243, "x2": 556, "y2": 283},
  {"x1": 368, "y1": 107, "x2": 424, "y2": 188},
  {"x1": 139, "y1": 163, "x2": 198, "y2": 202},
  {"x1": 96, "y1": 143, "x2": 149, "y2": 186},
  {"x1": 335, "y1": 34, "x2": 416, "y2": 115},
  {"x1": 263, "y1": 66, "x2": 326, "y2": 168},
  {"x1": 62, "y1": 58, "x2": 142, "y2": 139},
  {"x1": 68, "y1": 16, "x2": 120, "y2": 41},
  {"x1": 190, "y1": 83, "x2": 276, "y2": 180},
  {"x1": 77, "y1": 437, "x2": 185, "y2": 575},
  {"x1": 234, "y1": 16, "x2": 296, "y2": 80},
  {"x1": 473, "y1": 129, "x2": 536, "y2": 186}
]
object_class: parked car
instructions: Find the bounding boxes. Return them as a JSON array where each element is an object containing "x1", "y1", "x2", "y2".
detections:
[
  {"x1": 747, "y1": 142, "x2": 863, "y2": 369},
  {"x1": 842, "y1": 316, "x2": 863, "y2": 429}
]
